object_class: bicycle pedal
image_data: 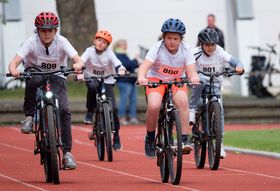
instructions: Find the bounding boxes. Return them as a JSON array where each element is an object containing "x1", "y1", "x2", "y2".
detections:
[
  {"x1": 34, "y1": 149, "x2": 40, "y2": 155},
  {"x1": 156, "y1": 147, "x2": 163, "y2": 153}
]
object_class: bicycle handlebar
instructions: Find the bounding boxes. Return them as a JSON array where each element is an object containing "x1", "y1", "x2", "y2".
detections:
[
  {"x1": 82, "y1": 73, "x2": 137, "y2": 82},
  {"x1": 136, "y1": 78, "x2": 191, "y2": 88},
  {"x1": 198, "y1": 68, "x2": 242, "y2": 77},
  {"x1": 6, "y1": 66, "x2": 85, "y2": 78}
]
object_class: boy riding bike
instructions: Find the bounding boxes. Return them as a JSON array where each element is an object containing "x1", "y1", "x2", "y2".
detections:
[
  {"x1": 189, "y1": 28, "x2": 244, "y2": 159},
  {"x1": 8, "y1": 11, "x2": 84, "y2": 169},
  {"x1": 81, "y1": 30, "x2": 126, "y2": 150},
  {"x1": 137, "y1": 18, "x2": 200, "y2": 158}
]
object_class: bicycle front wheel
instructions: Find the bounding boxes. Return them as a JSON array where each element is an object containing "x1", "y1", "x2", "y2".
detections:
[
  {"x1": 167, "y1": 109, "x2": 182, "y2": 185},
  {"x1": 95, "y1": 110, "x2": 105, "y2": 161},
  {"x1": 207, "y1": 101, "x2": 222, "y2": 170},
  {"x1": 193, "y1": 111, "x2": 207, "y2": 169},
  {"x1": 103, "y1": 103, "x2": 113, "y2": 162},
  {"x1": 157, "y1": 118, "x2": 169, "y2": 183},
  {"x1": 45, "y1": 105, "x2": 60, "y2": 184}
]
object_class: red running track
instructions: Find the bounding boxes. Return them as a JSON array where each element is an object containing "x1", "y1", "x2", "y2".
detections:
[{"x1": 0, "y1": 124, "x2": 279, "y2": 191}]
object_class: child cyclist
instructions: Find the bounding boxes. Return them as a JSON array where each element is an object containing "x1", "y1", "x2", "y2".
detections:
[
  {"x1": 189, "y1": 28, "x2": 244, "y2": 158},
  {"x1": 137, "y1": 18, "x2": 200, "y2": 158},
  {"x1": 8, "y1": 11, "x2": 84, "y2": 169},
  {"x1": 81, "y1": 30, "x2": 126, "y2": 150}
]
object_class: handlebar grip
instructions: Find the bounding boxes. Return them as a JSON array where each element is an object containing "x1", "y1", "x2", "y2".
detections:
[{"x1": 6, "y1": 73, "x2": 12, "y2": 77}]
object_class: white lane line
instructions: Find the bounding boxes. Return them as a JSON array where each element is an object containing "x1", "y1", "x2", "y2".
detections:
[
  {"x1": 0, "y1": 142, "x2": 33, "y2": 153},
  {"x1": 0, "y1": 141, "x2": 199, "y2": 191},
  {"x1": 76, "y1": 161, "x2": 200, "y2": 191},
  {"x1": 73, "y1": 138, "x2": 280, "y2": 180},
  {"x1": 0, "y1": 172, "x2": 48, "y2": 191}
]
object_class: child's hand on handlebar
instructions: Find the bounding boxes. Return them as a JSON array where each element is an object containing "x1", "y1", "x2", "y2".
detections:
[
  {"x1": 190, "y1": 75, "x2": 200, "y2": 84},
  {"x1": 137, "y1": 76, "x2": 148, "y2": 85},
  {"x1": 235, "y1": 66, "x2": 244, "y2": 75},
  {"x1": 73, "y1": 62, "x2": 84, "y2": 74},
  {"x1": 9, "y1": 68, "x2": 20, "y2": 78},
  {"x1": 117, "y1": 69, "x2": 126, "y2": 76}
]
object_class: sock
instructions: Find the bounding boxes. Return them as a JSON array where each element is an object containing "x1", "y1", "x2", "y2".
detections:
[
  {"x1": 147, "y1": 131, "x2": 155, "y2": 141},
  {"x1": 182, "y1": 134, "x2": 188, "y2": 142}
]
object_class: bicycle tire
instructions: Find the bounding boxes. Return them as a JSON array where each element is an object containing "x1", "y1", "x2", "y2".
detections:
[
  {"x1": 103, "y1": 103, "x2": 113, "y2": 162},
  {"x1": 157, "y1": 118, "x2": 169, "y2": 183},
  {"x1": 96, "y1": 110, "x2": 105, "y2": 161},
  {"x1": 193, "y1": 111, "x2": 207, "y2": 169},
  {"x1": 207, "y1": 101, "x2": 222, "y2": 170},
  {"x1": 4, "y1": 78, "x2": 25, "y2": 89},
  {"x1": 167, "y1": 109, "x2": 182, "y2": 185},
  {"x1": 46, "y1": 105, "x2": 60, "y2": 184}
]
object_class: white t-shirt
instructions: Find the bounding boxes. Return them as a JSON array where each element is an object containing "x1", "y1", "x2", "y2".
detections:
[
  {"x1": 191, "y1": 45, "x2": 232, "y2": 84},
  {"x1": 145, "y1": 40, "x2": 195, "y2": 81},
  {"x1": 17, "y1": 34, "x2": 78, "y2": 78},
  {"x1": 81, "y1": 46, "x2": 124, "y2": 84}
]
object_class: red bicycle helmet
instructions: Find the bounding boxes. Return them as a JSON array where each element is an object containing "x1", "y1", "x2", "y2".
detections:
[
  {"x1": 35, "y1": 12, "x2": 59, "y2": 29},
  {"x1": 95, "y1": 30, "x2": 113, "y2": 44}
]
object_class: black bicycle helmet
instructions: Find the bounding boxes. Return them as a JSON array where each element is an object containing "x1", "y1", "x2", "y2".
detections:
[
  {"x1": 161, "y1": 18, "x2": 186, "y2": 35},
  {"x1": 198, "y1": 28, "x2": 219, "y2": 44}
]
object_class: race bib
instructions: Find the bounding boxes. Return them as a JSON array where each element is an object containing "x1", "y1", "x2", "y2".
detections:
[
  {"x1": 92, "y1": 69, "x2": 105, "y2": 76},
  {"x1": 158, "y1": 65, "x2": 183, "y2": 77},
  {"x1": 37, "y1": 56, "x2": 59, "y2": 70}
]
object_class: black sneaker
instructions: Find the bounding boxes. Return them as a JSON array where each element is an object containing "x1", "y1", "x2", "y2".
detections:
[
  {"x1": 144, "y1": 135, "x2": 156, "y2": 159},
  {"x1": 84, "y1": 112, "x2": 93, "y2": 124},
  {"x1": 182, "y1": 136, "x2": 193, "y2": 154},
  {"x1": 113, "y1": 134, "x2": 122, "y2": 150}
]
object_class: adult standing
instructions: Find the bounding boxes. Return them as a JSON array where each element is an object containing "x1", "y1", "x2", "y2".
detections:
[
  {"x1": 198, "y1": 14, "x2": 225, "y2": 49},
  {"x1": 113, "y1": 39, "x2": 142, "y2": 125}
]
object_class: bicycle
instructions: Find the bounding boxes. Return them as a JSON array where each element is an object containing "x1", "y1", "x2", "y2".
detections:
[
  {"x1": 139, "y1": 78, "x2": 190, "y2": 185},
  {"x1": 3, "y1": 77, "x2": 25, "y2": 89},
  {"x1": 84, "y1": 74, "x2": 120, "y2": 162},
  {"x1": 191, "y1": 68, "x2": 241, "y2": 170},
  {"x1": 6, "y1": 67, "x2": 78, "y2": 184}
]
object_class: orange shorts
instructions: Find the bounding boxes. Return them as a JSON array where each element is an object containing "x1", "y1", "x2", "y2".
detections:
[{"x1": 145, "y1": 77, "x2": 188, "y2": 97}]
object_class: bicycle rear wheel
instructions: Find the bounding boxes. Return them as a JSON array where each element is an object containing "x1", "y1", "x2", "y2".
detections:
[
  {"x1": 167, "y1": 110, "x2": 182, "y2": 185},
  {"x1": 96, "y1": 111, "x2": 105, "y2": 161},
  {"x1": 157, "y1": 118, "x2": 169, "y2": 183},
  {"x1": 103, "y1": 103, "x2": 113, "y2": 162},
  {"x1": 193, "y1": 112, "x2": 207, "y2": 169},
  {"x1": 45, "y1": 105, "x2": 60, "y2": 184},
  {"x1": 207, "y1": 101, "x2": 222, "y2": 170}
]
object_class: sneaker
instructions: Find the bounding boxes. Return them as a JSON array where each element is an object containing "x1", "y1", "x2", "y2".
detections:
[
  {"x1": 88, "y1": 131, "x2": 95, "y2": 140},
  {"x1": 220, "y1": 144, "x2": 227, "y2": 159},
  {"x1": 144, "y1": 135, "x2": 156, "y2": 159},
  {"x1": 21, "y1": 116, "x2": 33, "y2": 134},
  {"x1": 182, "y1": 136, "x2": 193, "y2": 154},
  {"x1": 113, "y1": 134, "x2": 123, "y2": 150},
  {"x1": 84, "y1": 112, "x2": 93, "y2": 124},
  {"x1": 63, "y1": 152, "x2": 77, "y2": 170},
  {"x1": 119, "y1": 117, "x2": 128, "y2": 126},
  {"x1": 129, "y1": 118, "x2": 139, "y2": 125},
  {"x1": 189, "y1": 109, "x2": 196, "y2": 125}
]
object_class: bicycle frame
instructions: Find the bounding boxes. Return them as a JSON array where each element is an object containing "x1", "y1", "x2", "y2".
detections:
[
  {"x1": 201, "y1": 74, "x2": 222, "y2": 137},
  {"x1": 33, "y1": 75, "x2": 62, "y2": 168},
  {"x1": 7, "y1": 67, "x2": 78, "y2": 184},
  {"x1": 142, "y1": 78, "x2": 189, "y2": 185},
  {"x1": 193, "y1": 68, "x2": 240, "y2": 170}
]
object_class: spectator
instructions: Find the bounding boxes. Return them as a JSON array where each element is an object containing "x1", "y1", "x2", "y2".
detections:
[
  {"x1": 198, "y1": 14, "x2": 225, "y2": 49},
  {"x1": 113, "y1": 39, "x2": 142, "y2": 125}
]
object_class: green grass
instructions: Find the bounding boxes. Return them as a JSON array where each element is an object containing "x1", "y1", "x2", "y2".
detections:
[
  {"x1": 0, "y1": 80, "x2": 146, "y2": 100},
  {"x1": 224, "y1": 129, "x2": 280, "y2": 153}
]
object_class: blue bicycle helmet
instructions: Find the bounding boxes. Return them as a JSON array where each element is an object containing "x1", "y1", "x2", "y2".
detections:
[
  {"x1": 161, "y1": 18, "x2": 186, "y2": 35},
  {"x1": 198, "y1": 28, "x2": 219, "y2": 44}
]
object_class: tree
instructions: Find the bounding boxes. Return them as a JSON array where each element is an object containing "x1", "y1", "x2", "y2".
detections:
[{"x1": 56, "y1": 0, "x2": 97, "y2": 54}]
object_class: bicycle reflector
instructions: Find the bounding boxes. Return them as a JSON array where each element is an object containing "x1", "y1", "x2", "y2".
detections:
[{"x1": 45, "y1": 91, "x2": 53, "y2": 99}]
